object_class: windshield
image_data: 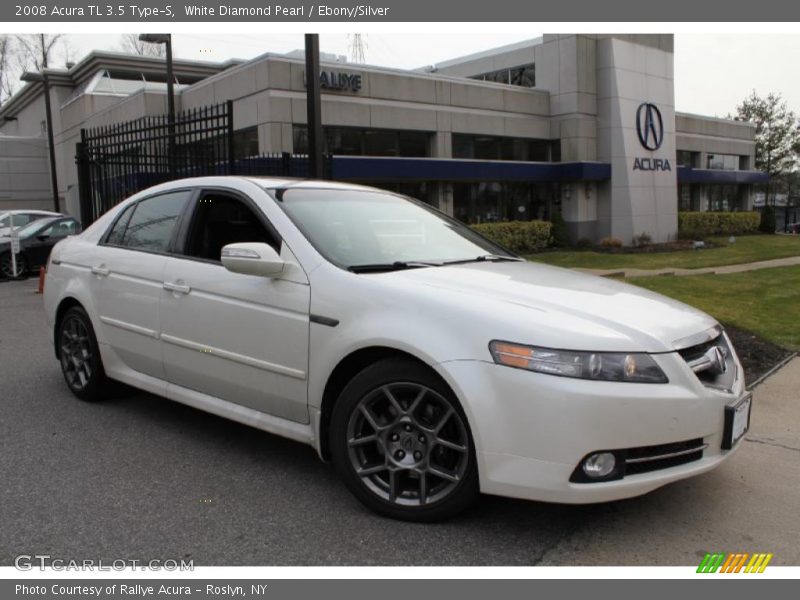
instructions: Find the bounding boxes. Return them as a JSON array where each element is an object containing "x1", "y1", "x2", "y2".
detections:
[
  {"x1": 275, "y1": 188, "x2": 514, "y2": 270},
  {"x1": 0, "y1": 213, "x2": 10, "y2": 228}
]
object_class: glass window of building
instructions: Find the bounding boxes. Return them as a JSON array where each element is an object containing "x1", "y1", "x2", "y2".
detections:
[
  {"x1": 707, "y1": 185, "x2": 746, "y2": 211},
  {"x1": 706, "y1": 153, "x2": 739, "y2": 171},
  {"x1": 452, "y1": 134, "x2": 555, "y2": 162},
  {"x1": 677, "y1": 150, "x2": 700, "y2": 168},
  {"x1": 470, "y1": 64, "x2": 535, "y2": 88},
  {"x1": 232, "y1": 127, "x2": 259, "y2": 159},
  {"x1": 453, "y1": 182, "x2": 557, "y2": 224},
  {"x1": 293, "y1": 125, "x2": 431, "y2": 157}
]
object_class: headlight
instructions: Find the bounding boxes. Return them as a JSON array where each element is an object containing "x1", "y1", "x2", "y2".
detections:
[{"x1": 488, "y1": 340, "x2": 668, "y2": 383}]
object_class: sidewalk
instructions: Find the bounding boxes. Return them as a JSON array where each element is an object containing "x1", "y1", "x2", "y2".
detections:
[{"x1": 578, "y1": 255, "x2": 800, "y2": 278}]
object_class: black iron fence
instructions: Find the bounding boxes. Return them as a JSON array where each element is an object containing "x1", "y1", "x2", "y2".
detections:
[{"x1": 76, "y1": 100, "x2": 330, "y2": 225}]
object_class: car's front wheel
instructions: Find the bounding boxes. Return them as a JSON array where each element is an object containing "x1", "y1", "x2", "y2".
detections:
[
  {"x1": 331, "y1": 358, "x2": 479, "y2": 521},
  {"x1": 57, "y1": 305, "x2": 109, "y2": 402}
]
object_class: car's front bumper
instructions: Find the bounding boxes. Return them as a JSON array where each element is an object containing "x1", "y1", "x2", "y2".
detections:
[{"x1": 434, "y1": 349, "x2": 748, "y2": 504}]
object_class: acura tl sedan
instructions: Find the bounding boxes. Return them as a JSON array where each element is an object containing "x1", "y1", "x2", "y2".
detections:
[{"x1": 44, "y1": 177, "x2": 751, "y2": 521}]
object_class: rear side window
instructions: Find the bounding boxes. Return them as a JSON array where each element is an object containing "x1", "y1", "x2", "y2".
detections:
[
  {"x1": 115, "y1": 191, "x2": 190, "y2": 253},
  {"x1": 105, "y1": 204, "x2": 135, "y2": 245}
]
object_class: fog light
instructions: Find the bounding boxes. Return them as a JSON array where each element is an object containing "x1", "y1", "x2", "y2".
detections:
[{"x1": 582, "y1": 452, "x2": 616, "y2": 478}]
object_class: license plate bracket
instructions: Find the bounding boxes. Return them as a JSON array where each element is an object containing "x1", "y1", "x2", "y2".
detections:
[{"x1": 722, "y1": 392, "x2": 752, "y2": 450}]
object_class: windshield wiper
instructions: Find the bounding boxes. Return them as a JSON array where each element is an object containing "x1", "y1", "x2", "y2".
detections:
[
  {"x1": 442, "y1": 254, "x2": 525, "y2": 266},
  {"x1": 348, "y1": 261, "x2": 443, "y2": 273}
]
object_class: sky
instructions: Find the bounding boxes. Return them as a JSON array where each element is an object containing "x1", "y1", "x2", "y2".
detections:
[{"x1": 32, "y1": 33, "x2": 800, "y2": 118}]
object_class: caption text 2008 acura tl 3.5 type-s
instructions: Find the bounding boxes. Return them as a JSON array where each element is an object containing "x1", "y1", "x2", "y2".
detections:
[{"x1": 44, "y1": 177, "x2": 751, "y2": 521}]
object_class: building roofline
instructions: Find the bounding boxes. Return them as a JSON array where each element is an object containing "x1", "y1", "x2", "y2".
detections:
[
  {"x1": 186, "y1": 49, "x2": 552, "y2": 97},
  {"x1": 676, "y1": 110, "x2": 755, "y2": 128},
  {"x1": 0, "y1": 50, "x2": 241, "y2": 120},
  {"x1": 417, "y1": 37, "x2": 543, "y2": 72}
]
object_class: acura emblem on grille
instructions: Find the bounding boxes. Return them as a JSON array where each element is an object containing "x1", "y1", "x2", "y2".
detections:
[{"x1": 688, "y1": 345, "x2": 728, "y2": 375}]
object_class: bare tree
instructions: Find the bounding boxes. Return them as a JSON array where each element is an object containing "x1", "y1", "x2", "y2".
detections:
[
  {"x1": 15, "y1": 33, "x2": 64, "y2": 71},
  {"x1": 120, "y1": 33, "x2": 166, "y2": 58},
  {"x1": 0, "y1": 35, "x2": 14, "y2": 104}
]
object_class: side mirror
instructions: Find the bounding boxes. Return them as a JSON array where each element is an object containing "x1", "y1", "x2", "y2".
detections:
[
  {"x1": 37, "y1": 234, "x2": 50, "y2": 241},
  {"x1": 221, "y1": 242, "x2": 285, "y2": 277}
]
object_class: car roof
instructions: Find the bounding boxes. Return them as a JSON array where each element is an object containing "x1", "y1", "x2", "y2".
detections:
[
  {"x1": 0, "y1": 209, "x2": 61, "y2": 216},
  {"x1": 244, "y1": 177, "x2": 384, "y2": 193},
  {"x1": 29, "y1": 215, "x2": 74, "y2": 228}
]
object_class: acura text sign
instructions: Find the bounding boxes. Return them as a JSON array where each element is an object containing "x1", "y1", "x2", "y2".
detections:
[{"x1": 633, "y1": 102, "x2": 671, "y2": 172}]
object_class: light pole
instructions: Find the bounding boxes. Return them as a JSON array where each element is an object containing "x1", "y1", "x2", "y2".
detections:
[
  {"x1": 139, "y1": 34, "x2": 176, "y2": 177},
  {"x1": 21, "y1": 72, "x2": 59, "y2": 213},
  {"x1": 305, "y1": 34, "x2": 324, "y2": 179}
]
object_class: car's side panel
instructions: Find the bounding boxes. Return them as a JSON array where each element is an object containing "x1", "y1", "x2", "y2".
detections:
[
  {"x1": 159, "y1": 246, "x2": 312, "y2": 424},
  {"x1": 89, "y1": 245, "x2": 168, "y2": 380}
]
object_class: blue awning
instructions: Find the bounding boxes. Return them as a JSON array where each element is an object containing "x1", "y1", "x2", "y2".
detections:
[
  {"x1": 677, "y1": 166, "x2": 768, "y2": 184},
  {"x1": 331, "y1": 156, "x2": 611, "y2": 183}
]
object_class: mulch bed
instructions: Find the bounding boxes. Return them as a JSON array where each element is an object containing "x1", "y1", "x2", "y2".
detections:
[{"x1": 722, "y1": 323, "x2": 794, "y2": 385}]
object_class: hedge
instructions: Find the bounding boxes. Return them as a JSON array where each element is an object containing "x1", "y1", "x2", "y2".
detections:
[
  {"x1": 470, "y1": 220, "x2": 552, "y2": 253},
  {"x1": 677, "y1": 212, "x2": 760, "y2": 239}
]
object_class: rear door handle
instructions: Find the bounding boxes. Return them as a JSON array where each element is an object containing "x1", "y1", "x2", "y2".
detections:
[
  {"x1": 163, "y1": 281, "x2": 191, "y2": 295},
  {"x1": 91, "y1": 265, "x2": 110, "y2": 277}
]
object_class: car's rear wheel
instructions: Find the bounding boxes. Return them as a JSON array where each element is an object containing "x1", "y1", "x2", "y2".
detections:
[
  {"x1": 331, "y1": 358, "x2": 479, "y2": 521},
  {"x1": 0, "y1": 252, "x2": 27, "y2": 279},
  {"x1": 58, "y1": 306, "x2": 109, "y2": 402}
]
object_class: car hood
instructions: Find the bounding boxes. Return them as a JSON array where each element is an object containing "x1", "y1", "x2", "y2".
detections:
[{"x1": 380, "y1": 260, "x2": 718, "y2": 353}]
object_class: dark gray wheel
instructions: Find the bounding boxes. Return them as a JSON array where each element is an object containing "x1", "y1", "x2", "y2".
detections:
[
  {"x1": 0, "y1": 252, "x2": 26, "y2": 279},
  {"x1": 331, "y1": 358, "x2": 478, "y2": 521},
  {"x1": 57, "y1": 305, "x2": 108, "y2": 401}
]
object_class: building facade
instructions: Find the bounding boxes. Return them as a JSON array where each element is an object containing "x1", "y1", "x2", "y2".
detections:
[{"x1": 0, "y1": 34, "x2": 766, "y2": 243}]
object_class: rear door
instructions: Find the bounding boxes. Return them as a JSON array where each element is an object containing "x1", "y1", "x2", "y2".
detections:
[
  {"x1": 90, "y1": 190, "x2": 192, "y2": 379},
  {"x1": 159, "y1": 187, "x2": 311, "y2": 423}
]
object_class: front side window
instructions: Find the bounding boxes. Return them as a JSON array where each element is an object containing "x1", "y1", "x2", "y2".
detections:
[
  {"x1": 182, "y1": 192, "x2": 280, "y2": 261},
  {"x1": 15, "y1": 218, "x2": 57, "y2": 239},
  {"x1": 117, "y1": 191, "x2": 191, "y2": 253},
  {"x1": 275, "y1": 188, "x2": 512, "y2": 269},
  {"x1": 41, "y1": 219, "x2": 79, "y2": 238}
]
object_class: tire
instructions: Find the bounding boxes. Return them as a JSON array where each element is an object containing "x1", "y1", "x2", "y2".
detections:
[
  {"x1": 330, "y1": 358, "x2": 479, "y2": 522},
  {"x1": 0, "y1": 252, "x2": 27, "y2": 279},
  {"x1": 57, "y1": 305, "x2": 109, "y2": 402}
]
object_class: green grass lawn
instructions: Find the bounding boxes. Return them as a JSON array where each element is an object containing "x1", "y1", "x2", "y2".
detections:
[
  {"x1": 628, "y1": 265, "x2": 800, "y2": 350},
  {"x1": 527, "y1": 235, "x2": 800, "y2": 270}
]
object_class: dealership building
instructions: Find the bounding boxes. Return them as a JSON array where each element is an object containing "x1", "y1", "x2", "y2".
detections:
[{"x1": 0, "y1": 34, "x2": 767, "y2": 243}]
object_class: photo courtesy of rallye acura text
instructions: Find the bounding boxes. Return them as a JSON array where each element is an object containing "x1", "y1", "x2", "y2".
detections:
[{"x1": 43, "y1": 177, "x2": 751, "y2": 521}]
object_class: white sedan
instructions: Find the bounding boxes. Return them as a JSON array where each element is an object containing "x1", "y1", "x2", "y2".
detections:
[{"x1": 44, "y1": 177, "x2": 751, "y2": 521}]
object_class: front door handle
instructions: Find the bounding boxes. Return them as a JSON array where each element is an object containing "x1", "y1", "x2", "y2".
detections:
[
  {"x1": 163, "y1": 281, "x2": 191, "y2": 295},
  {"x1": 91, "y1": 265, "x2": 110, "y2": 277}
]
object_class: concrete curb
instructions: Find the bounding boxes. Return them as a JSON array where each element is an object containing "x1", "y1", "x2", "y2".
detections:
[{"x1": 747, "y1": 353, "x2": 798, "y2": 391}]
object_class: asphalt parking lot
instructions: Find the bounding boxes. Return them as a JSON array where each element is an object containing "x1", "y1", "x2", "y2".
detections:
[{"x1": 1, "y1": 277, "x2": 798, "y2": 566}]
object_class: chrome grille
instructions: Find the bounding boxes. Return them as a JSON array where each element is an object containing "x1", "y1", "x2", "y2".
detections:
[{"x1": 677, "y1": 331, "x2": 737, "y2": 391}]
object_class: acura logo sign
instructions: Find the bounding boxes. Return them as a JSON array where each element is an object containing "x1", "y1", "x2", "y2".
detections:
[{"x1": 636, "y1": 102, "x2": 664, "y2": 151}]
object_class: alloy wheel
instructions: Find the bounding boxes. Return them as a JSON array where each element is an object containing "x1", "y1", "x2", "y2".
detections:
[
  {"x1": 346, "y1": 382, "x2": 470, "y2": 507},
  {"x1": 60, "y1": 316, "x2": 94, "y2": 391}
]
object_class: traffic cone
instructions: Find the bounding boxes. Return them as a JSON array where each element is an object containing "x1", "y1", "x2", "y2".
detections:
[{"x1": 36, "y1": 267, "x2": 46, "y2": 294}]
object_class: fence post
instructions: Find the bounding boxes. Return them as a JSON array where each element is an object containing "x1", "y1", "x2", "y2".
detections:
[
  {"x1": 226, "y1": 99, "x2": 236, "y2": 175},
  {"x1": 281, "y1": 152, "x2": 292, "y2": 177},
  {"x1": 75, "y1": 136, "x2": 93, "y2": 226}
]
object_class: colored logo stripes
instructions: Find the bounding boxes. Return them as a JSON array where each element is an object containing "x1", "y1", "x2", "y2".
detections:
[{"x1": 697, "y1": 552, "x2": 773, "y2": 573}]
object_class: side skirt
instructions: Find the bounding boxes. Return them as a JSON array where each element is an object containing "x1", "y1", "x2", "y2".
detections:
[{"x1": 99, "y1": 343, "x2": 318, "y2": 449}]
